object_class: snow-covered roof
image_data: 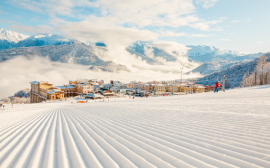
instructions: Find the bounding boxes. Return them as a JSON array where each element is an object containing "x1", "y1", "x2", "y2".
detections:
[
  {"x1": 55, "y1": 85, "x2": 75, "y2": 89},
  {"x1": 55, "y1": 86, "x2": 66, "y2": 89},
  {"x1": 154, "y1": 84, "x2": 165, "y2": 86},
  {"x1": 78, "y1": 82, "x2": 93, "y2": 86},
  {"x1": 47, "y1": 90, "x2": 58, "y2": 94},
  {"x1": 30, "y1": 81, "x2": 39, "y2": 85}
]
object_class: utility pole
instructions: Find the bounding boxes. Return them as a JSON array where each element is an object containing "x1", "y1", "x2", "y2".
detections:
[
  {"x1": 181, "y1": 67, "x2": 183, "y2": 83},
  {"x1": 222, "y1": 74, "x2": 225, "y2": 92}
]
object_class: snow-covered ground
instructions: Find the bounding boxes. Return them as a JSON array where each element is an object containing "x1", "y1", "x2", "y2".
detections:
[{"x1": 1, "y1": 86, "x2": 270, "y2": 168}]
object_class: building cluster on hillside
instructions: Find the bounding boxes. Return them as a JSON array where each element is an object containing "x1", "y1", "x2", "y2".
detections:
[{"x1": 30, "y1": 79, "x2": 210, "y2": 103}]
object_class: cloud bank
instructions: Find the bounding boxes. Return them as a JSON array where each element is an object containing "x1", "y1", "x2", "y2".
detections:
[{"x1": 0, "y1": 56, "x2": 201, "y2": 98}]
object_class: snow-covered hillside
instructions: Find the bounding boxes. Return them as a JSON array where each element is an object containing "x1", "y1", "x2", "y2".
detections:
[
  {"x1": 196, "y1": 52, "x2": 270, "y2": 88},
  {"x1": 1, "y1": 86, "x2": 270, "y2": 167},
  {"x1": 0, "y1": 42, "x2": 131, "y2": 72}
]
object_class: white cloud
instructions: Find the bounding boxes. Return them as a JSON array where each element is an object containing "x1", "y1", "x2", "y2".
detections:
[
  {"x1": 56, "y1": 21, "x2": 159, "y2": 47},
  {"x1": 191, "y1": 33, "x2": 213, "y2": 37},
  {"x1": 219, "y1": 39, "x2": 231, "y2": 41},
  {"x1": 232, "y1": 20, "x2": 239, "y2": 23},
  {"x1": 159, "y1": 30, "x2": 186, "y2": 37},
  {"x1": 9, "y1": 0, "x2": 223, "y2": 32},
  {"x1": 9, "y1": 25, "x2": 55, "y2": 34},
  {"x1": 196, "y1": 0, "x2": 219, "y2": 9},
  {"x1": 219, "y1": 17, "x2": 228, "y2": 20},
  {"x1": 190, "y1": 19, "x2": 223, "y2": 31}
]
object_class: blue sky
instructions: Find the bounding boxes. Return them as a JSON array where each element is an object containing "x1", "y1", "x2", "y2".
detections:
[{"x1": 0, "y1": 0, "x2": 269, "y2": 53}]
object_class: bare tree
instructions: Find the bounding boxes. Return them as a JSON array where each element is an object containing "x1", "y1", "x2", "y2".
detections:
[
  {"x1": 242, "y1": 74, "x2": 248, "y2": 87},
  {"x1": 2, "y1": 97, "x2": 10, "y2": 103},
  {"x1": 256, "y1": 55, "x2": 268, "y2": 85}
]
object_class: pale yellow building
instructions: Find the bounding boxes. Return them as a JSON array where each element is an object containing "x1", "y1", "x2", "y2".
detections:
[
  {"x1": 166, "y1": 85, "x2": 178, "y2": 92},
  {"x1": 153, "y1": 84, "x2": 166, "y2": 95},
  {"x1": 30, "y1": 81, "x2": 64, "y2": 103}
]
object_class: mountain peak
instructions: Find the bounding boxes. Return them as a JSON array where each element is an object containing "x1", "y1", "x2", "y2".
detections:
[{"x1": 0, "y1": 28, "x2": 29, "y2": 43}]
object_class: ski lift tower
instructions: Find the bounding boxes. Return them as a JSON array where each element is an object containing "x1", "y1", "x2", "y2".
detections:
[{"x1": 181, "y1": 67, "x2": 183, "y2": 83}]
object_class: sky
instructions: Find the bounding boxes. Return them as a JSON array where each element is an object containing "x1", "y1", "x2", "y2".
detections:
[{"x1": 0, "y1": 0, "x2": 269, "y2": 53}]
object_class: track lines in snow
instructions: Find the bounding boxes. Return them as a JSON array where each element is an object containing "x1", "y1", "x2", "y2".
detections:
[
  {"x1": 1, "y1": 91, "x2": 270, "y2": 168},
  {"x1": 72, "y1": 113, "x2": 176, "y2": 168},
  {"x1": 74, "y1": 106, "x2": 270, "y2": 168},
  {"x1": 79, "y1": 111, "x2": 236, "y2": 168}
]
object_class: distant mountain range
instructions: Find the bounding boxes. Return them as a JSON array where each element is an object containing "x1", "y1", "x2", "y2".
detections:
[{"x1": 0, "y1": 28, "x2": 265, "y2": 75}]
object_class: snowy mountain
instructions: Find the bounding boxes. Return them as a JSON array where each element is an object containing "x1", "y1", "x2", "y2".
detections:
[
  {"x1": 15, "y1": 34, "x2": 74, "y2": 47},
  {"x1": 0, "y1": 42, "x2": 131, "y2": 73},
  {"x1": 0, "y1": 28, "x2": 29, "y2": 50},
  {"x1": 10, "y1": 33, "x2": 97, "y2": 48},
  {"x1": 186, "y1": 45, "x2": 245, "y2": 57},
  {"x1": 0, "y1": 28, "x2": 29, "y2": 43},
  {"x1": 130, "y1": 41, "x2": 263, "y2": 64},
  {"x1": 0, "y1": 29, "x2": 265, "y2": 75}
]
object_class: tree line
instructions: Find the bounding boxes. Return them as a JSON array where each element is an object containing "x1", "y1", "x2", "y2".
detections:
[{"x1": 242, "y1": 55, "x2": 270, "y2": 87}]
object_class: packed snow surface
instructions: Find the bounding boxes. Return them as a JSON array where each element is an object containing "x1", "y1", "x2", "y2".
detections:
[{"x1": 1, "y1": 86, "x2": 270, "y2": 168}]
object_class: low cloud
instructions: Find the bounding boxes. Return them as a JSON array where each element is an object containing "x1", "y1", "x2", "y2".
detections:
[
  {"x1": 0, "y1": 56, "x2": 201, "y2": 99},
  {"x1": 232, "y1": 20, "x2": 239, "y2": 23},
  {"x1": 9, "y1": 25, "x2": 55, "y2": 34}
]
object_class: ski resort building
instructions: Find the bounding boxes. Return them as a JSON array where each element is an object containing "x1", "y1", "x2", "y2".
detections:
[
  {"x1": 152, "y1": 84, "x2": 166, "y2": 95},
  {"x1": 30, "y1": 79, "x2": 104, "y2": 103},
  {"x1": 69, "y1": 80, "x2": 97, "y2": 94},
  {"x1": 165, "y1": 85, "x2": 178, "y2": 92},
  {"x1": 30, "y1": 81, "x2": 64, "y2": 103},
  {"x1": 55, "y1": 85, "x2": 76, "y2": 97}
]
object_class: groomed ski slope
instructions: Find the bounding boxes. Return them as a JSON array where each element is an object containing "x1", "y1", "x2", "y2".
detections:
[{"x1": 1, "y1": 86, "x2": 270, "y2": 168}]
